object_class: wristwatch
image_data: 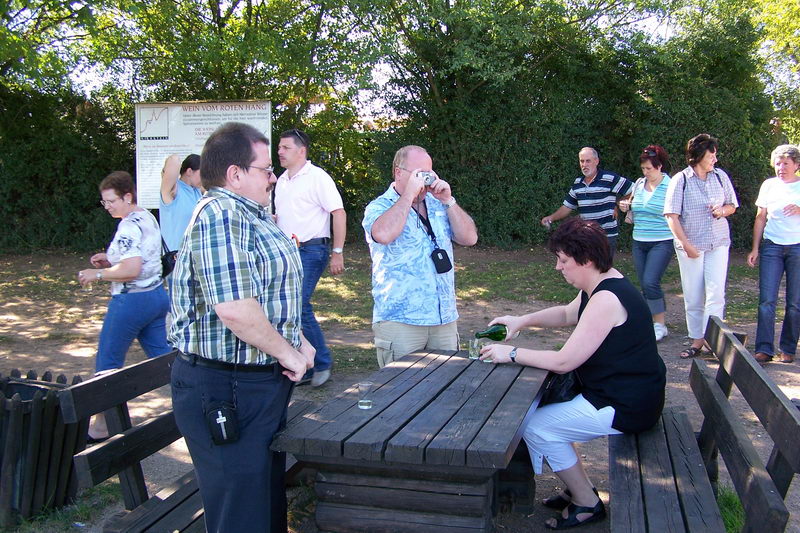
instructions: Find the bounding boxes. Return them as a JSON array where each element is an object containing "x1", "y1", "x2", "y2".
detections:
[
  {"x1": 332, "y1": 247, "x2": 343, "y2": 254},
  {"x1": 96, "y1": 271, "x2": 103, "y2": 280},
  {"x1": 508, "y1": 347, "x2": 517, "y2": 363},
  {"x1": 443, "y1": 197, "x2": 457, "y2": 209}
]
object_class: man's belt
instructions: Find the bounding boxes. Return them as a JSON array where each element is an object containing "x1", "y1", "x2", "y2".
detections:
[
  {"x1": 178, "y1": 351, "x2": 276, "y2": 373},
  {"x1": 299, "y1": 237, "x2": 330, "y2": 247}
]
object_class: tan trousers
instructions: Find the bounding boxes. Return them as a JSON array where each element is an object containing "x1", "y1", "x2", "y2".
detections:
[{"x1": 372, "y1": 320, "x2": 459, "y2": 368}]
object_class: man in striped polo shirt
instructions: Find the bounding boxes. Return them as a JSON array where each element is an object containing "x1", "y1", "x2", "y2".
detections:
[{"x1": 541, "y1": 147, "x2": 633, "y2": 256}]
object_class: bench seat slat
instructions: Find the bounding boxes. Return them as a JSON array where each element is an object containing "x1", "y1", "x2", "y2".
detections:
[
  {"x1": 637, "y1": 416, "x2": 686, "y2": 533},
  {"x1": 661, "y1": 407, "x2": 724, "y2": 532},
  {"x1": 608, "y1": 432, "x2": 646, "y2": 533}
]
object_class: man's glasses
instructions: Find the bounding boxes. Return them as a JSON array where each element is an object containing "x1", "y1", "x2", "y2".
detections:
[
  {"x1": 248, "y1": 165, "x2": 275, "y2": 176},
  {"x1": 99, "y1": 197, "x2": 120, "y2": 207}
]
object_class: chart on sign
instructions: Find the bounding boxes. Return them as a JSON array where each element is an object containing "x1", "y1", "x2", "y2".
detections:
[{"x1": 134, "y1": 101, "x2": 272, "y2": 209}]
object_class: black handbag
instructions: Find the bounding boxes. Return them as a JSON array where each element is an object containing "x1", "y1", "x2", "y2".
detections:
[
  {"x1": 539, "y1": 371, "x2": 581, "y2": 407},
  {"x1": 161, "y1": 237, "x2": 177, "y2": 278}
]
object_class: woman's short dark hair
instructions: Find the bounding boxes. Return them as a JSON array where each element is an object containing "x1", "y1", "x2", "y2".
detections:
[
  {"x1": 180, "y1": 154, "x2": 201, "y2": 175},
  {"x1": 547, "y1": 218, "x2": 612, "y2": 273},
  {"x1": 686, "y1": 134, "x2": 719, "y2": 166},
  {"x1": 200, "y1": 122, "x2": 269, "y2": 189},
  {"x1": 99, "y1": 171, "x2": 136, "y2": 203},
  {"x1": 639, "y1": 144, "x2": 670, "y2": 171}
]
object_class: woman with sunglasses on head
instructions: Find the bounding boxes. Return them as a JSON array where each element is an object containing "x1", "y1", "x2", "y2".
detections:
[
  {"x1": 747, "y1": 145, "x2": 800, "y2": 364},
  {"x1": 664, "y1": 134, "x2": 738, "y2": 359},
  {"x1": 618, "y1": 145, "x2": 674, "y2": 342},
  {"x1": 77, "y1": 171, "x2": 171, "y2": 441}
]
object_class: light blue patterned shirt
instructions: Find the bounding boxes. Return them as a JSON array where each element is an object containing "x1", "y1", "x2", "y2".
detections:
[{"x1": 362, "y1": 185, "x2": 458, "y2": 326}]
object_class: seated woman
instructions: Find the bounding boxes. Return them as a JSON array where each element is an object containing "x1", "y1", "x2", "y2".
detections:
[{"x1": 480, "y1": 217, "x2": 666, "y2": 530}]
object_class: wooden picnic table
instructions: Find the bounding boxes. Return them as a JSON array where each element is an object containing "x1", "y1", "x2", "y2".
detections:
[{"x1": 271, "y1": 349, "x2": 547, "y2": 533}]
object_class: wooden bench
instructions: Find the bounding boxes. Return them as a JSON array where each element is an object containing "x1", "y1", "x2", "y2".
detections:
[
  {"x1": 58, "y1": 351, "x2": 315, "y2": 533},
  {"x1": 609, "y1": 316, "x2": 800, "y2": 532}
]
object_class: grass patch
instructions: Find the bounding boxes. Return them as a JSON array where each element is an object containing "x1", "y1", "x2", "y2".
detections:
[
  {"x1": 10, "y1": 481, "x2": 120, "y2": 533},
  {"x1": 330, "y1": 345, "x2": 375, "y2": 372},
  {"x1": 456, "y1": 259, "x2": 575, "y2": 304},
  {"x1": 313, "y1": 254, "x2": 373, "y2": 330},
  {"x1": 717, "y1": 485, "x2": 745, "y2": 532}
]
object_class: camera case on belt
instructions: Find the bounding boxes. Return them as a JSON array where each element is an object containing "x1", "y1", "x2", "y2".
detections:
[{"x1": 205, "y1": 401, "x2": 240, "y2": 445}]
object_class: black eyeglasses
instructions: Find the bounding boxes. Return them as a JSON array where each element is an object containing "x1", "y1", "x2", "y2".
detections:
[{"x1": 643, "y1": 149, "x2": 657, "y2": 158}]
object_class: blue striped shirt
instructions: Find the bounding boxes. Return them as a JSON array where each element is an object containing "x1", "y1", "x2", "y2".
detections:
[
  {"x1": 563, "y1": 169, "x2": 633, "y2": 237},
  {"x1": 630, "y1": 174, "x2": 673, "y2": 242},
  {"x1": 168, "y1": 188, "x2": 304, "y2": 364}
]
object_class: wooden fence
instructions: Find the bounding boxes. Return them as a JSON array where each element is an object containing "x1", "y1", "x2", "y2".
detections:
[{"x1": 0, "y1": 370, "x2": 88, "y2": 527}]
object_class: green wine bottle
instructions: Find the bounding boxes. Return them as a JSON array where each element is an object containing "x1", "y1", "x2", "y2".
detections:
[{"x1": 475, "y1": 324, "x2": 507, "y2": 341}]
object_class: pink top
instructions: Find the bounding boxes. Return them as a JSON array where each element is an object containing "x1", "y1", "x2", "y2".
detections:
[{"x1": 275, "y1": 161, "x2": 344, "y2": 242}]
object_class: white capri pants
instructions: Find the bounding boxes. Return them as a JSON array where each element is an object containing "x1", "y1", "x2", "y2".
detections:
[
  {"x1": 674, "y1": 244, "x2": 730, "y2": 339},
  {"x1": 523, "y1": 394, "x2": 621, "y2": 474}
]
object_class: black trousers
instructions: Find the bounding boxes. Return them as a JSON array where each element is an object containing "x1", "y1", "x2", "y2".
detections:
[{"x1": 171, "y1": 355, "x2": 294, "y2": 532}]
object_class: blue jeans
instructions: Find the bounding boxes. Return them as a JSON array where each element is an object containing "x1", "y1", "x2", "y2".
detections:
[
  {"x1": 95, "y1": 287, "x2": 171, "y2": 372},
  {"x1": 299, "y1": 243, "x2": 332, "y2": 372},
  {"x1": 171, "y1": 356, "x2": 293, "y2": 533},
  {"x1": 755, "y1": 239, "x2": 800, "y2": 357},
  {"x1": 632, "y1": 239, "x2": 674, "y2": 315}
]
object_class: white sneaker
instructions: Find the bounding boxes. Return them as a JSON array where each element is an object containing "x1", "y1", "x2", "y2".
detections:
[
  {"x1": 311, "y1": 369, "x2": 331, "y2": 387},
  {"x1": 654, "y1": 323, "x2": 668, "y2": 342}
]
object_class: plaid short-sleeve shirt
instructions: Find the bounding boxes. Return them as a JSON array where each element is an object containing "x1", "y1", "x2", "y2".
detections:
[
  {"x1": 168, "y1": 188, "x2": 304, "y2": 364},
  {"x1": 663, "y1": 166, "x2": 739, "y2": 251}
]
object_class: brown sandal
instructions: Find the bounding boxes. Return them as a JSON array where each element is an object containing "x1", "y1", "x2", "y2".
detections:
[
  {"x1": 780, "y1": 353, "x2": 794, "y2": 364},
  {"x1": 754, "y1": 352, "x2": 773, "y2": 363}
]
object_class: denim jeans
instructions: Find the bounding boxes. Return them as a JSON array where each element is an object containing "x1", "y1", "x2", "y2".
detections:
[
  {"x1": 95, "y1": 286, "x2": 171, "y2": 372},
  {"x1": 632, "y1": 239, "x2": 674, "y2": 315},
  {"x1": 299, "y1": 243, "x2": 332, "y2": 371},
  {"x1": 755, "y1": 239, "x2": 800, "y2": 357}
]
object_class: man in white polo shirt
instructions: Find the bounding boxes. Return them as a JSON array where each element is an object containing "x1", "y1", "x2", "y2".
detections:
[{"x1": 275, "y1": 129, "x2": 346, "y2": 386}]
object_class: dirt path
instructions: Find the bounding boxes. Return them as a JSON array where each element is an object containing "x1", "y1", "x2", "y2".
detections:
[{"x1": 2, "y1": 249, "x2": 799, "y2": 532}]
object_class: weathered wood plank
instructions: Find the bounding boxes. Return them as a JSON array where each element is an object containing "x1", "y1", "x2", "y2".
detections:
[
  {"x1": 466, "y1": 366, "x2": 545, "y2": 469},
  {"x1": 690, "y1": 359, "x2": 788, "y2": 532},
  {"x1": 0, "y1": 395, "x2": 22, "y2": 527},
  {"x1": 662, "y1": 407, "x2": 724, "y2": 532},
  {"x1": 31, "y1": 390, "x2": 58, "y2": 515},
  {"x1": 103, "y1": 470, "x2": 198, "y2": 533},
  {"x1": 638, "y1": 416, "x2": 686, "y2": 533},
  {"x1": 705, "y1": 317, "x2": 800, "y2": 478},
  {"x1": 315, "y1": 480, "x2": 487, "y2": 517},
  {"x1": 315, "y1": 502, "x2": 489, "y2": 533},
  {"x1": 58, "y1": 351, "x2": 177, "y2": 423},
  {"x1": 73, "y1": 411, "x2": 181, "y2": 489},
  {"x1": 343, "y1": 355, "x2": 471, "y2": 462},
  {"x1": 385, "y1": 361, "x2": 494, "y2": 464},
  {"x1": 281, "y1": 353, "x2": 450, "y2": 457},
  {"x1": 19, "y1": 390, "x2": 44, "y2": 518},
  {"x1": 608, "y1": 432, "x2": 646, "y2": 533},
  {"x1": 426, "y1": 364, "x2": 521, "y2": 466}
]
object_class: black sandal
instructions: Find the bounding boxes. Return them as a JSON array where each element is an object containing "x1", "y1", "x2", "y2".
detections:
[
  {"x1": 545, "y1": 500, "x2": 606, "y2": 530},
  {"x1": 542, "y1": 487, "x2": 599, "y2": 510}
]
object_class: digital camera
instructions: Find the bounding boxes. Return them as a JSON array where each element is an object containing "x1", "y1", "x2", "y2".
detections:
[{"x1": 418, "y1": 171, "x2": 436, "y2": 186}]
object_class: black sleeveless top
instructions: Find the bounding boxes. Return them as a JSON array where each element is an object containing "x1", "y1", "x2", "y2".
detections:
[{"x1": 576, "y1": 277, "x2": 666, "y2": 433}]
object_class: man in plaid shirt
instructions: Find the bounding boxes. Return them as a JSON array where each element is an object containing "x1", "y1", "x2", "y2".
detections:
[{"x1": 168, "y1": 122, "x2": 314, "y2": 533}]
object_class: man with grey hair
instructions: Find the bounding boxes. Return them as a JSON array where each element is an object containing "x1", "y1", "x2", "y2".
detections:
[
  {"x1": 541, "y1": 146, "x2": 633, "y2": 256},
  {"x1": 362, "y1": 145, "x2": 478, "y2": 367}
]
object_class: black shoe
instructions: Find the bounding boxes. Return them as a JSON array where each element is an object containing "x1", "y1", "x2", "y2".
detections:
[
  {"x1": 545, "y1": 500, "x2": 606, "y2": 530},
  {"x1": 86, "y1": 435, "x2": 109, "y2": 445},
  {"x1": 542, "y1": 487, "x2": 599, "y2": 510}
]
